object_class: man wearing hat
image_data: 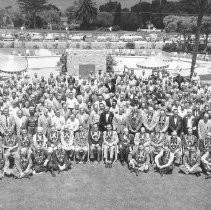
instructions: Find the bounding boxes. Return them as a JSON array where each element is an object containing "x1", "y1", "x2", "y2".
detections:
[
  {"x1": 128, "y1": 142, "x2": 150, "y2": 176},
  {"x1": 179, "y1": 145, "x2": 202, "y2": 177}
]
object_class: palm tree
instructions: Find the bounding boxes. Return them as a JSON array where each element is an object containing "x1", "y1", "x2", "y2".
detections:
[
  {"x1": 190, "y1": 0, "x2": 208, "y2": 78},
  {"x1": 76, "y1": 0, "x2": 98, "y2": 29}
]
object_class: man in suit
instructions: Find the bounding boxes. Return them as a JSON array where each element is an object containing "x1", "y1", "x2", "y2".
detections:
[
  {"x1": 105, "y1": 93, "x2": 116, "y2": 108},
  {"x1": 0, "y1": 107, "x2": 15, "y2": 137},
  {"x1": 99, "y1": 106, "x2": 114, "y2": 132},
  {"x1": 105, "y1": 80, "x2": 115, "y2": 93},
  {"x1": 38, "y1": 108, "x2": 52, "y2": 137},
  {"x1": 14, "y1": 109, "x2": 28, "y2": 137},
  {"x1": 183, "y1": 109, "x2": 197, "y2": 135},
  {"x1": 168, "y1": 109, "x2": 183, "y2": 136}
]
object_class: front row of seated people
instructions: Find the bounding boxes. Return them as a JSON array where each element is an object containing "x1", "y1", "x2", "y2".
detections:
[{"x1": 0, "y1": 124, "x2": 211, "y2": 179}]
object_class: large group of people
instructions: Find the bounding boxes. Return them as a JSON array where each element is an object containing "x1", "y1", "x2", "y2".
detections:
[{"x1": 0, "y1": 69, "x2": 211, "y2": 180}]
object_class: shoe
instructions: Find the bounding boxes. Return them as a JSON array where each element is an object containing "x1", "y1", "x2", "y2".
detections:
[
  {"x1": 51, "y1": 171, "x2": 56, "y2": 177},
  {"x1": 76, "y1": 161, "x2": 79, "y2": 164},
  {"x1": 121, "y1": 161, "x2": 125, "y2": 166},
  {"x1": 83, "y1": 161, "x2": 86, "y2": 164},
  {"x1": 195, "y1": 172, "x2": 201, "y2": 177},
  {"x1": 205, "y1": 174, "x2": 211, "y2": 179}
]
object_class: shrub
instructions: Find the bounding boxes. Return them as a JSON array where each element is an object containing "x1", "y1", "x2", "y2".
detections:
[
  {"x1": 162, "y1": 42, "x2": 178, "y2": 52},
  {"x1": 151, "y1": 42, "x2": 156, "y2": 49},
  {"x1": 112, "y1": 25, "x2": 121, "y2": 31},
  {"x1": 33, "y1": 45, "x2": 39, "y2": 49},
  {"x1": 126, "y1": 42, "x2": 135, "y2": 49},
  {"x1": 76, "y1": 43, "x2": 80, "y2": 49}
]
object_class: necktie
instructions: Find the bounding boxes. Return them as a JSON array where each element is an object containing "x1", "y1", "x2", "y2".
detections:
[{"x1": 6, "y1": 116, "x2": 8, "y2": 127}]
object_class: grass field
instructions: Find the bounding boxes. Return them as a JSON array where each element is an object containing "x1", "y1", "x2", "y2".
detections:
[{"x1": 0, "y1": 162, "x2": 210, "y2": 210}]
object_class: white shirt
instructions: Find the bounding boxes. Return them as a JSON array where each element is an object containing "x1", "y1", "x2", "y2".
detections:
[
  {"x1": 52, "y1": 116, "x2": 65, "y2": 129},
  {"x1": 66, "y1": 98, "x2": 78, "y2": 109},
  {"x1": 66, "y1": 118, "x2": 79, "y2": 132},
  {"x1": 187, "y1": 116, "x2": 194, "y2": 128}
]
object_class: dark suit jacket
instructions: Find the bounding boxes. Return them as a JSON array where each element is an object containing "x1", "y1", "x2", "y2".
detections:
[
  {"x1": 105, "y1": 98, "x2": 112, "y2": 107},
  {"x1": 99, "y1": 111, "x2": 114, "y2": 131},
  {"x1": 105, "y1": 98, "x2": 117, "y2": 108},
  {"x1": 105, "y1": 83, "x2": 115, "y2": 93},
  {"x1": 182, "y1": 115, "x2": 197, "y2": 134},
  {"x1": 168, "y1": 115, "x2": 183, "y2": 135}
]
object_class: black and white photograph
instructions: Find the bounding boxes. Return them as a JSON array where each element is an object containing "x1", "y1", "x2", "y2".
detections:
[{"x1": 0, "y1": 0, "x2": 210, "y2": 209}]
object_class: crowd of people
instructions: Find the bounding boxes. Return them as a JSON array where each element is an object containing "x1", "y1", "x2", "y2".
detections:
[{"x1": 0, "y1": 69, "x2": 211, "y2": 180}]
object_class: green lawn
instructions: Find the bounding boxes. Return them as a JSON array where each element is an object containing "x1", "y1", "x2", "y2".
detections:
[{"x1": 0, "y1": 163, "x2": 210, "y2": 210}]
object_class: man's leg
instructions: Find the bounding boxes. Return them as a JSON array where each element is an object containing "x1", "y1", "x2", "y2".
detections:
[
  {"x1": 103, "y1": 146, "x2": 108, "y2": 161},
  {"x1": 82, "y1": 147, "x2": 88, "y2": 162},
  {"x1": 110, "y1": 146, "x2": 115, "y2": 162},
  {"x1": 3, "y1": 150, "x2": 10, "y2": 174},
  {"x1": 97, "y1": 146, "x2": 102, "y2": 162},
  {"x1": 90, "y1": 145, "x2": 95, "y2": 161},
  {"x1": 119, "y1": 146, "x2": 124, "y2": 163},
  {"x1": 174, "y1": 151, "x2": 182, "y2": 166},
  {"x1": 13, "y1": 152, "x2": 24, "y2": 177},
  {"x1": 75, "y1": 147, "x2": 80, "y2": 162}
]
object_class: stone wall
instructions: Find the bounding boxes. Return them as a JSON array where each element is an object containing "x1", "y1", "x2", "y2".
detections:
[{"x1": 66, "y1": 50, "x2": 107, "y2": 76}]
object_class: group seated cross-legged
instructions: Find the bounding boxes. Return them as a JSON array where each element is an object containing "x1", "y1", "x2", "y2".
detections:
[{"x1": 0, "y1": 71, "x2": 211, "y2": 179}]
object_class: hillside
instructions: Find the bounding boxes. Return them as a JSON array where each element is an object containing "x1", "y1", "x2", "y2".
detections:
[{"x1": 0, "y1": 0, "x2": 178, "y2": 11}]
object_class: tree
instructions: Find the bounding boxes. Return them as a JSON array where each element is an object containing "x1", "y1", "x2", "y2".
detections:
[
  {"x1": 113, "y1": 3, "x2": 121, "y2": 26},
  {"x1": 106, "y1": 54, "x2": 117, "y2": 72},
  {"x1": 99, "y1": 1, "x2": 118, "y2": 13},
  {"x1": 201, "y1": 16, "x2": 211, "y2": 53},
  {"x1": 17, "y1": 0, "x2": 48, "y2": 28},
  {"x1": 66, "y1": 1, "x2": 79, "y2": 24},
  {"x1": 163, "y1": 15, "x2": 197, "y2": 51},
  {"x1": 131, "y1": 2, "x2": 151, "y2": 28},
  {"x1": 94, "y1": 12, "x2": 114, "y2": 27},
  {"x1": 75, "y1": 0, "x2": 97, "y2": 29},
  {"x1": 39, "y1": 9, "x2": 61, "y2": 29},
  {"x1": 121, "y1": 13, "x2": 140, "y2": 31},
  {"x1": 190, "y1": 0, "x2": 209, "y2": 78}
]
